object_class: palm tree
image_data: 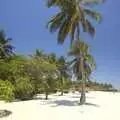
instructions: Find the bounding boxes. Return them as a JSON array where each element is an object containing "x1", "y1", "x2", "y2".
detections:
[
  {"x1": 0, "y1": 30, "x2": 14, "y2": 60},
  {"x1": 48, "y1": 52, "x2": 57, "y2": 64},
  {"x1": 68, "y1": 40, "x2": 96, "y2": 104},
  {"x1": 35, "y1": 49, "x2": 44, "y2": 57},
  {"x1": 57, "y1": 56, "x2": 68, "y2": 95},
  {"x1": 47, "y1": 0, "x2": 103, "y2": 47}
]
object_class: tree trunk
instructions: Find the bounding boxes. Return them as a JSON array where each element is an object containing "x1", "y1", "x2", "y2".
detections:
[
  {"x1": 79, "y1": 57, "x2": 86, "y2": 104},
  {"x1": 80, "y1": 79, "x2": 86, "y2": 104},
  {"x1": 45, "y1": 92, "x2": 48, "y2": 100}
]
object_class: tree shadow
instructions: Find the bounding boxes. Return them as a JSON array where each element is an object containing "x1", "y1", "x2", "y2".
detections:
[
  {"x1": 50, "y1": 100, "x2": 78, "y2": 107},
  {"x1": 12, "y1": 94, "x2": 53, "y2": 102},
  {"x1": 84, "y1": 102, "x2": 100, "y2": 107},
  {"x1": 0, "y1": 109, "x2": 12, "y2": 118},
  {"x1": 77, "y1": 102, "x2": 100, "y2": 107},
  {"x1": 70, "y1": 96, "x2": 95, "y2": 99},
  {"x1": 47, "y1": 100, "x2": 99, "y2": 108}
]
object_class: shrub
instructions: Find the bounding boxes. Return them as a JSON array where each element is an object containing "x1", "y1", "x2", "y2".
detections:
[
  {"x1": 14, "y1": 76, "x2": 35, "y2": 100},
  {"x1": 0, "y1": 80, "x2": 14, "y2": 102}
]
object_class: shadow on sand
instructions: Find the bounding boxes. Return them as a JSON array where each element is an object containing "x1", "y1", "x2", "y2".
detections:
[
  {"x1": 50, "y1": 100, "x2": 78, "y2": 106},
  {"x1": 70, "y1": 96, "x2": 96, "y2": 99},
  {"x1": 47, "y1": 100, "x2": 100, "y2": 107},
  {"x1": 0, "y1": 109, "x2": 12, "y2": 118},
  {"x1": 80, "y1": 102, "x2": 100, "y2": 107},
  {"x1": 12, "y1": 95, "x2": 53, "y2": 102}
]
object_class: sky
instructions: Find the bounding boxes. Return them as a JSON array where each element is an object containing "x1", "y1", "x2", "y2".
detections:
[{"x1": 0, "y1": 0, "x2": 120, "y2": 89}]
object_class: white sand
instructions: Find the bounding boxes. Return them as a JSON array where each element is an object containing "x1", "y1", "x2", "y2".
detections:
[{"x1": 0, "y1": 91, "x2": 120, "y2": 120}]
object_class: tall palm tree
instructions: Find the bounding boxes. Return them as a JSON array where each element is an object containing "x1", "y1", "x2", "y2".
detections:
[
  {"x1": 68, "y1": 40, "x2": 96, "y2": 104},
  {"x1": 0, "y1": 30, "x2": 14, "y2": 60},
  {"x1": 47, "y1": 0, "x2": 103, "y2": 47}
]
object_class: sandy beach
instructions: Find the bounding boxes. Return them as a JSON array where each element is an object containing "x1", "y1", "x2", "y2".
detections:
[{"x1": 0, "y1": 91, "x2": 120, "y2": 120}]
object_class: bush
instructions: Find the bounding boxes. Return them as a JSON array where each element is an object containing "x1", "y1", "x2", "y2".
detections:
[
  {"x1": 0, "y1": 80, "x2": 14, "y2": 102},
  {"x1": 14, "y1": 77, "x2": 35, "y2": 100}
]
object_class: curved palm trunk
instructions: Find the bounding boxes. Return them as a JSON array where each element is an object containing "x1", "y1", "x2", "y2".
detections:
[{"x1": 79, "y1": 57, "x2": 86, "y2": 104}]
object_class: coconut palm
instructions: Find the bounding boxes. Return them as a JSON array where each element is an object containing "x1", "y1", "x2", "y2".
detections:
[
  {"x1": 0, "y1": 30, "x2": 14, "y2": 59},
  {"x1": 68, "y1": 40, "x2": 96, "y2": 104},
  {"x1": 47, "y1": 0, "x2": 103, "y2": 47}
]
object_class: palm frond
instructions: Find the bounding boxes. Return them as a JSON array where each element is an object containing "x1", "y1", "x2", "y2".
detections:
[
  {"x1": 84, "y1": 62, "x2": 92, "y2": 79},
  {"x1": 47, "y1": 0, "x2": 60, "y2": 7},
  {"x1": 69, "y1": 23, "x2": 76, "y2": 48},
  {"x1": 82, "y1": 19, "x2": 96, "y2": 36},
  {"x1": 67, "y1": 58, "x2": 77, "y2": 66},
  {"x1": 47, "y1": 0, "x2": 71, "y2": 8},
  {"x1": 80, "y1": 0, "x2": 105, "y2": 6},
  {"x1": 85, "y1": 54, "x2": 96, "y2": 69},
  {"x1": 68, "y1": 40, "x2": 89, "y2": 58},
  {"x1": 69, "y1": 11, "x2": 80, "y2": 47},
  {"x1": 47, "y1": 12, "x2": 65, "y2": 33},
  {"x1": 57, "y1": 19, "x2": 71, "y2": 44},
  {"x1": 73, "y1": 62, "x2": 77, "y2": 74},
  {"x1": 84, "y1": 8, "x2": 102, "y2": 23}
]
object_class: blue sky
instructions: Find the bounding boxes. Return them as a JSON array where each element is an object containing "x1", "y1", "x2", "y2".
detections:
[{"x1": 0, "y1": 0, "x2": 120, "y2": 88}]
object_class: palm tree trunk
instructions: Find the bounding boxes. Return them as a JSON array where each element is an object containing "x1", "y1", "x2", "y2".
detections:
[
  {"x1": 80, "y1": 78, "x2": 86, "y2": 104},
  {"x1": 80, "y1": 57, "x2": 86, "y2": 104}
]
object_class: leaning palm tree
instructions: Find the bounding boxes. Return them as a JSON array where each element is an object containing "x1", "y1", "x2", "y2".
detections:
[
  {"x1": 0, "y1": 30, "x2": 14, "y2": 60},
  {"x1": 47, "y1": 0, "x2": 103, "y2": 47},
  {"x1": 68, "y1": 40, "x2": 96, "y2": 104}
]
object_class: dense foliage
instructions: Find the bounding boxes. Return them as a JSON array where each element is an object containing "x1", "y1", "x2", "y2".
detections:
[
  {"x1": 0, "y1": 80, "x2": 14, "y2": 102},
  {"x1": 0, "y1": 30, "x2": 115, "y2": 102},
  {"x1": 0, "y1": 50, "x2": 115, "y2": 102}
]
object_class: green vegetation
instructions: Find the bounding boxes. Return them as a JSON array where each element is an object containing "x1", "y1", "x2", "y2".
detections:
[
  {"x1": 0, "y1": 45, "x2": 115, "y2": 102},
  {"x1": 0, "y1": 0, "x2": 114, "y2": 105},
  {"x1": 0, "y1": 80, "x2": 14, "y2": 102},
  {"x1": 0, "y1": 33, "x2": 71, "y2": 101},
  {"x1": 72, "y1": 80, "x2": 115, "y2": 92},
  {"x1": 0, "y1": 33, "x2": 115, "y2": 102}
]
